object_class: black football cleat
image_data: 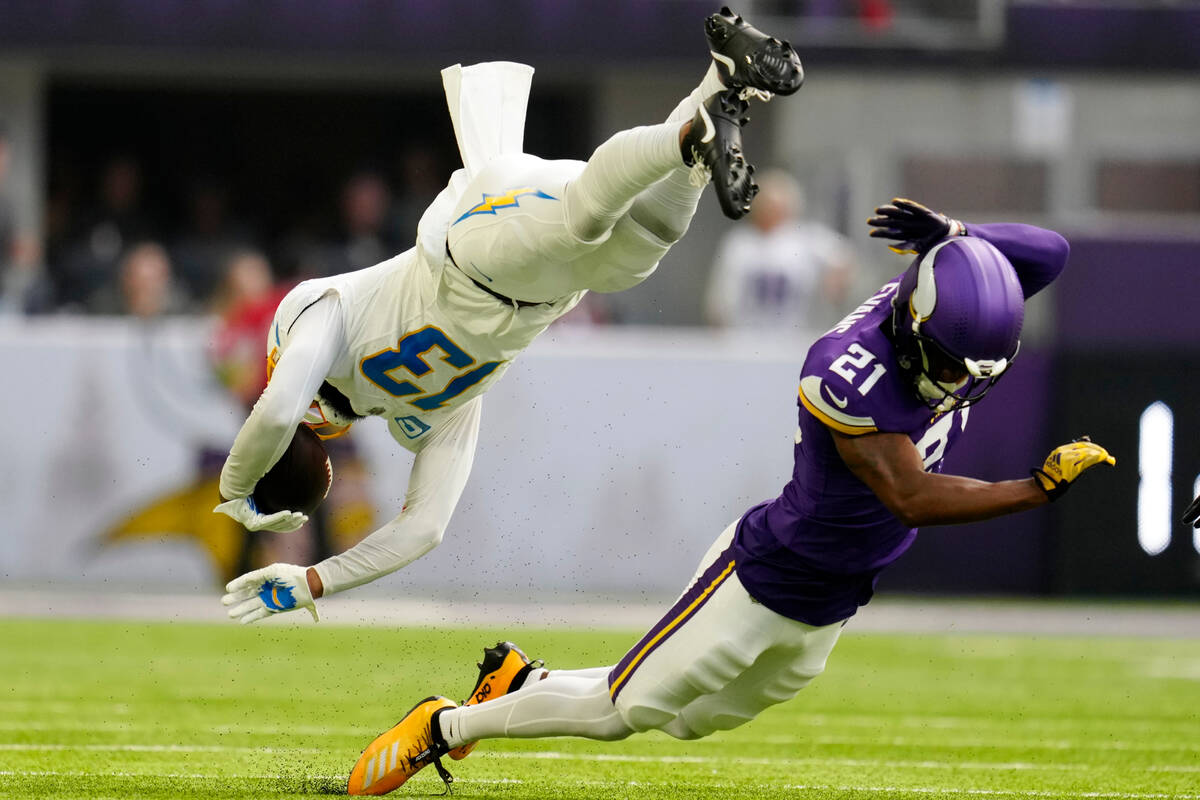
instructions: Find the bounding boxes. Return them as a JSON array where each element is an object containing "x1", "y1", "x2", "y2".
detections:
[
  {"x1": 682, "y1": 88, "x2": 758, "y2": 220},
  {"x1": 705, "y1": 6, "x2": 804, "y2": 100}
]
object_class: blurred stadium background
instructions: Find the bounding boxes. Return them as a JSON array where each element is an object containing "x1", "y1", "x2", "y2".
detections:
[{"x1": 1, "y1": 0, "x2": 1199, "y2": 617}]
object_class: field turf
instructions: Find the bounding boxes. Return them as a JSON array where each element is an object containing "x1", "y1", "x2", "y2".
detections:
[{"x1": 2, "y1": 618, "x2": 1198, "y2": 799}]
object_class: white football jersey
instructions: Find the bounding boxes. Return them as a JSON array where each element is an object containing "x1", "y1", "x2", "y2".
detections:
[
  {"x1": 277, "y1": 191, "x2": 585, "y2": 450},
  {"x1": 272, "y1": 176, "x2": 584, "y2": 452}
]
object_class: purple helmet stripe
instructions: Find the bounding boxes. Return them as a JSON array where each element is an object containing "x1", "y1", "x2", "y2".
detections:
[{"x1": 608, "y1": 544, "x2": 737, "y2": 702}]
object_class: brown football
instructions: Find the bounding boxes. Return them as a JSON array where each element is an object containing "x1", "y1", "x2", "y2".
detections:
[{"x1": 252, "y1": 424, "x2": 333, "y2": 516}]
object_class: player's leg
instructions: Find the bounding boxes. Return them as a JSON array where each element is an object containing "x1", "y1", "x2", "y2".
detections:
[
  {"x1": 573, "y1": 9, "x2": 806, "y2": 292},
  {"x1": 444, "y1": 9, "x2": 802, "y2": 303},
  {"x1": 607, "y1": 523, "x2": 841, "y2": 737},
  {"x1": 440, "y1": 671, "x2": 633, "y2": 745},
  {"x1": 427, "y1": 521, "x2": 750, "y2": 747},
  {"x1": 659, "y1": 618, "x2": 842, "y2": 739},
  {"x1": 446, "y1": 126, "x2": 691, "y2": 304}
]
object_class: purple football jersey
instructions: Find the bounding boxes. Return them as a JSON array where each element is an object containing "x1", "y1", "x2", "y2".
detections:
[
  {"x1": 732, "y1": 277, "x2": 970, "y2": 625},
  {"x1": 730, "y1": 223, "x2": 1069, "y2": 627}
]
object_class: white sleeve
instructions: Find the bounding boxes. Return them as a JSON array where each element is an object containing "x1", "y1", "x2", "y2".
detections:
[
  {"x1": 312, "y1": 395, "x2": 481, "y2": 596},
  {"x1": 218, "y1": 293, "x2": 346, "y2": 501}
]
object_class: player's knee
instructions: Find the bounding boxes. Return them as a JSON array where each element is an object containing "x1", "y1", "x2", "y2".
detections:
[
  {"x1": 590, "y1": 714, "x2": 636, "y2": 742},
  {"x1": 619, "y1": 705, "x2": 673, "y2": 733},
  {"x1": 660, "y1": 716, "x2": 706, "y2": 740},
  {"x1": 565, "y1": 206, "x2": 613, "y2": 244},
  {"x1": 629, "y1": 205, "x2": 690, "y2": 245}
]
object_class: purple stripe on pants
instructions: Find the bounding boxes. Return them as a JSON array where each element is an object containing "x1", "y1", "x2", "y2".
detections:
[{"x1": 607, "y1": 543, "x2": 737, "y2": 702}]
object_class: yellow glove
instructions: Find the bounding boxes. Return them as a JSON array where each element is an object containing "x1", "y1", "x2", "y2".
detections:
[{"x1": 1032, "y1": 436, "x2": 1116, "y2": 500}]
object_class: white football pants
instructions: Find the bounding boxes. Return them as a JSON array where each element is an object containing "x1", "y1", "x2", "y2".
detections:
[
  {"x1": 445, "y1": 68, "x2": 723, "y2": 303},
  {"x1": 439, "y1": 521, "x2": 844, "y2": 746}
]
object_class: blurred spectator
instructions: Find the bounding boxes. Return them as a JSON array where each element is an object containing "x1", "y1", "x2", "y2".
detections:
[
  {"x1": 704, "y1": 169, "x2": 855, "y2": 333},
  {"x1": 172, "y1": 177, "x2": 255, "y2": 306},
  {"x1": 322, "y1": 170, "x2": 395, "y2": 275},
  {"x1": 0, "y1": 123, "x2": 50, "y2": 314},
  {"x1": 210, "y1": 249, "x2": 290, "y2": 409},
  {"x1": 0, "y1": 124, "x2": 13, "y2": 279},
  {"x1": 90, "y1": 241, "x2": 189, "y2": 317},
  {"x1": 388, "y1": 145, "x2": 446, "y2": 250},
  {"x1": 51, "y1": 155, "x2": 155, "y2": 310},
  {"x1": 553, "y1": 292, "x2": 618, "y2": 327}
]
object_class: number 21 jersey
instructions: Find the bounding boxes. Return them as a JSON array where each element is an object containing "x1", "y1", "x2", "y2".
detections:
[{"x1": 732, "y1": 276, "x2": 971, "y2": 626}]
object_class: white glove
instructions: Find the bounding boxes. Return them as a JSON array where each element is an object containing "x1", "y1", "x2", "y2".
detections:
[
  {"x1": 222, "y1": 563, "x2": 320, "y2": 624},
  {"x1": 213, "y1": 496, "x2": 308, "y2": 533}
]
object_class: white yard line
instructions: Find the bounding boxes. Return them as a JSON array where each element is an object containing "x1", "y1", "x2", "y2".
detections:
[
  {"x1": 1, "y1": 744, "x2": 1197, "y2": 773},
  {"x1": 3, "y1": 587, "x2": 1200, "y2": 636},
  {"x1": 0, "y1": 770, "x2": 1196, "y2": 799}
]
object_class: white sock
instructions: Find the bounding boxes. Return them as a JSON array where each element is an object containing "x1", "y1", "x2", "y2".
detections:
[
  {"x1": 562, "y1": 65, "x2": 723, "y2": 246},
  {"x1": 541, "y1": 666, "x2": 612, "y2": 680},
  {"x1": 664, "y1": 63, "x2": 726, "y2": 124},
  {"x1": 515, "y1": 666, "x2": 549, "y2": 688},
  {"x1": 438, "y1": 674, "x2": 632, "y2": 746},
  {"x1": 624, "y1": 66, "x2": 724, "y2": 243}
]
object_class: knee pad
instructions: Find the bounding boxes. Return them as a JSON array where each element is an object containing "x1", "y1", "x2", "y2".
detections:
[{"x1": 628, "y1": 202, "x2": 691, "y2": 246}]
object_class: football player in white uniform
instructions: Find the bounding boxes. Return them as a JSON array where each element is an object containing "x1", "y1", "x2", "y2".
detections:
[{"x1": 217, "y1": 9, "x2": 805, "y2": 625}]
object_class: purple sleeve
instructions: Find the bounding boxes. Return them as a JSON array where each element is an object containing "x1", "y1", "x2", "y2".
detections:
[{"x1": 967, "y1": 222, "x2": 1069, "y2": 299}]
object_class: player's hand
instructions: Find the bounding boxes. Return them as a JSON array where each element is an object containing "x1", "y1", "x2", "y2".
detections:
[
  {"x1": 222, "y1": 563, "x2": 319, "y2": 624},
  {"x1": 1031, "y1": 436, "x2": 1116, "y2": 501},
  {"x1": 213, "y1": 496, "x2": 308, "y2": 533},
  {"x1": 867, "y1": 197, "x2": 967, "y2": 255},
  {"x1": 1182, "y1": 494, "x2": 1200, "y2": 528}
]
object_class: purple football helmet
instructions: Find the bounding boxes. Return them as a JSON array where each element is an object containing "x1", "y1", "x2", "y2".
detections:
[{"x1": 889, "y1": 236, "x2": 1024, "y2": 412}]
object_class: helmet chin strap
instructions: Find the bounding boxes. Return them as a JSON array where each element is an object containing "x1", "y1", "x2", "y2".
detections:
[
  {"x1": 916, "y1": 374, "x2": 955, "y2": 405},
  {"x1": 914, "y1": 348, "x2": 968, "y2": 412}
]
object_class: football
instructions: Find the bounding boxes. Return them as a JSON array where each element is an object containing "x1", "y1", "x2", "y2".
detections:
[{"x1": 251, "y1": 424, "x2": 333, "y2": 515}]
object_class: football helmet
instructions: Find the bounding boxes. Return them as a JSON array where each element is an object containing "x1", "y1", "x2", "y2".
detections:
[{"x1": 888, "y1": 236, "x2": 1024, "y2": 413}]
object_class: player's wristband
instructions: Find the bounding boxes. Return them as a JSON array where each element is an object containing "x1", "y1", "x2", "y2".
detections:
[{"x1": 1030, "y1": 468, "x2": 1068, "y2": 501}]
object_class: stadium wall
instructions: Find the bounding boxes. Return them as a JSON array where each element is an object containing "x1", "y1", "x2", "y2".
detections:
[{"x1": 11, "y1": 314, "x2": 1193, "y2": 603}]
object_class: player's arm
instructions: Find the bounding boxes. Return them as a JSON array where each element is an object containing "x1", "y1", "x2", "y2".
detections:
[
  {"x1": 867, "y1": 199, "x2": 1069, "y2": 298},
  {"x1": 222, "y1": 398, "x2": 482, "y2": 623},
  {"x1": 833, "y1": 431, "x2": 1114, "y2": 527},
  {"x1": 833, "y1": 430, "x2": 1046, "y2": 526},
  {"x1": 215, "y1": 294, "x2": 345, "y2": 533},
  {"x1": 307, "y1": 396, "x2": 483, "y2": 598},
  {"x1": 965, "y1": 222, "x2": 1068, "y2": 299}
]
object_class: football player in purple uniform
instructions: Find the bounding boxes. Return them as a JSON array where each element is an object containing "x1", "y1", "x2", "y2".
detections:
[{"x1": 343, "y1": 199, "x2": 1116, "y2": 796}]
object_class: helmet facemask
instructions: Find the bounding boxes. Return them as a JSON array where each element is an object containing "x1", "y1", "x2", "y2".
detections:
[
  {"x1": 890, "y1": 238, "x2": 1023, "y2": 415},
  {"x1": 899, "y1": 329, "x2": 1016, "y2": 414}
]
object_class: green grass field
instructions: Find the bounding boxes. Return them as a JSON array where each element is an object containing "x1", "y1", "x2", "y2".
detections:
[{"x1": 2, "y1": 618, "x2": 1198, "y2": 799}]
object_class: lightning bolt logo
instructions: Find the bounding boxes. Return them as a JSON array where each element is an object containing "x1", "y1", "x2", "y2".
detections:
[
  {"x1": 453, "y1": 187, "x2": 558, "y2": 225},
  {"x1": 258, "y1": 578, "x2": 297, "y2": 611}
]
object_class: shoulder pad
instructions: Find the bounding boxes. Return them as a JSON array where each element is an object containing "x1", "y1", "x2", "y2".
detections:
[{"x1": 798, "y1": 375, "x2": 878, "y2": 435}]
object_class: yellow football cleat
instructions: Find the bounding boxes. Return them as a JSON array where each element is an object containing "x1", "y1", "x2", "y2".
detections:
[
  {"x1": 447, "y1": 641, "x2": 541, "y2": 760},
  {"x1": 347, "y1": 696, "x2": 456, "y2": 796}
]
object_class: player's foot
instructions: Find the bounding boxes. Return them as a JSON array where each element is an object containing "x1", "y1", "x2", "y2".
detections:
[
  {"x1": 682, "y1": 88, "x2": 758, "y2": 220},
  {"x1": 347, "y1": 696, "x2": 456, "y2": 796},
  {"x1": 706, "y1": 6, "x2": 804, "y2": 101},
  {"x1": 447, "y1": 641, "x2": 542, "y2": 760}
]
